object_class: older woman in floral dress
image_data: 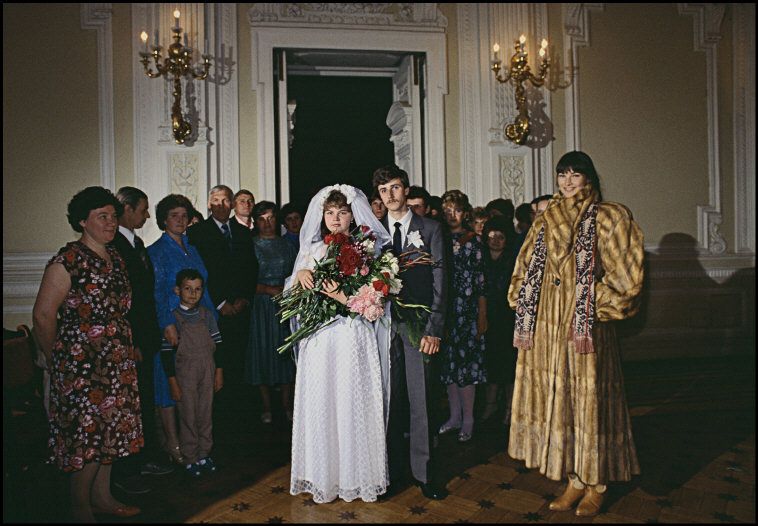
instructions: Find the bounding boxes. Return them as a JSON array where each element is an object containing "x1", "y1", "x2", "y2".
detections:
[{"x1": 33, "y1": 186, "x2": 143, "y2": 521}]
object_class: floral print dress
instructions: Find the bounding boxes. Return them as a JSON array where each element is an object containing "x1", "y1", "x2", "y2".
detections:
[
  {"x1": 47, "y1": 241, "x2": 143, "y2": 471},
  {"x1": 440, "y1": 231, "x2": 488, "y2": 387}
]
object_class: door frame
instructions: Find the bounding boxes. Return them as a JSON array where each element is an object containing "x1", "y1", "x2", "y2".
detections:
[{"x1": 249, "y1": 23, "x2": 448, "y2": 201}]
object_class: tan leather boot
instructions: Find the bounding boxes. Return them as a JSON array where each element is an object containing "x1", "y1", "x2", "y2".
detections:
[
  {"x1": 548, "y1": 483, "x2": 585, "y2": 511},
  {"x1": 575, "y1": 486, "x2": 604, "y2": 517}
]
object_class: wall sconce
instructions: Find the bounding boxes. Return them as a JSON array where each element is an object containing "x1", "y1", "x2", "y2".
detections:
[
  {"x1": 138, "y1": 10, "x2": 211, "y2": 144},
  {"x1": 491, "y1": 35, "x2": 549, "y2": 145}
]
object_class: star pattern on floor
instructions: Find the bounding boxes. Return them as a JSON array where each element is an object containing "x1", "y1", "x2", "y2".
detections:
[
  {"x1": 231, "y1": 502, "x2": 250, "y2": 512},
  {"x1": 477, "y1": 499, "x2": 494, "y2": 509},
  {"x1": 522, "y1": 512, "x2": 543, "y2": 522},
  {"x1": 338, "y1": 511, "x2": 357, "y2": 521},
  {"x1": 498, "y1": 482, "x2": 513, "y2": 490},
  {"x1": 266, "y1": 516, "x2": 284, "y2": 524},
  {"x1": 301, "y1": 498, "x2": 316, "y2": 507},
  {"x1": 270, "y1": 485, "x2": 286, "y2": 494},
  {"x1": 408, "y1": 505, "x2": 427, "y2": 515}
]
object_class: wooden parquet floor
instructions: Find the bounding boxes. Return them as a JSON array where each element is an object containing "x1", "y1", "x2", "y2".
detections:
[{"x1": 4, "y1": 354, "x2": 755, "y2": 523}]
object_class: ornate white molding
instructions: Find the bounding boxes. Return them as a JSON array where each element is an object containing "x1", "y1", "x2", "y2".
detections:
[
  {"x1": 250, "y1": 4, "x2": 449, "y2": 200},
  {"x1": 458, "y1": 4, "x2": 552, "y2": 206},
  {"x1": 499, "y1": 155, "x2": 526, "y2": 206},
  {"x1": 3, "y1": 253, "x2": 54, "y2": 315},
  {"x1": 561, "y1": 3, "x2": 604, "y2": 152},
  {"x1": 81, "y1": 3, "x2": 115, "y2": 191},
  {"x1": 732, "y1": 3, "x2": 756, "y2": 254},
  {"x1": 133, "y1": 4, "x2": 238, "y2": 244},
  {"x1": 249, "y1": 3, "x2": 447, "y2": 31},
  {"x1": 387, "y1": 101, "x2": 413, "y2": 177},
  {"x1": 678, "y1": 3, "x2": 727, "y2": 255}
]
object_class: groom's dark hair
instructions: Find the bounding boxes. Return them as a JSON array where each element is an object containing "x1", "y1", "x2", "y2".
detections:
[{"x1": 372, "y1": 164, "x2": 410, "y2": 190}]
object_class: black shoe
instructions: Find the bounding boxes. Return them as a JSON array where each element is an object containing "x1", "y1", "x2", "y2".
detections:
[
  {"x1": 412, "y1": 479, "x2": 448, "y2": 500},
  {"x1": 113, "y1": 476, "x2": 152, "y2": 495},
  {"x1": 140, "y1": 460, "x2": 175, "y2": 476}
]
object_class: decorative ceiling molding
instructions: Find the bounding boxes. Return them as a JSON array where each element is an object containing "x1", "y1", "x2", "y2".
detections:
[
  {"x1": 81, "y1": 3, "x2": 115, "y2": 191},
  {"x1": 561, "y1": 3, "x2": 604, "y2": 152},
  {"x1": 678, "y1": 3, "x2": 727, "y2": 255},
  {"x1": 249, "y1": 3, "x2": 447, "y2": 31}
]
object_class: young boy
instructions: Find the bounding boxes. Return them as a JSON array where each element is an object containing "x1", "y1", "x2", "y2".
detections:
[{"x1": 160, "y1": 268, "x2": 223, "y2": 477}]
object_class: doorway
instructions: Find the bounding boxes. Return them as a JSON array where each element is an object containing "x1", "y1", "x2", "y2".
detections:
[{"x1": 286, "y1": 75, "x2": 395, "y2": 210}]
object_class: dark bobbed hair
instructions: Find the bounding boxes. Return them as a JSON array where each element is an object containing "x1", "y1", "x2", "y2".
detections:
[
  {"x1": 175, "y1": 268, "x2": 204, "y2": 287},
  {"x1": 556, "y1": 150, "x2": 603, "y2": 200},
  {"x1": 155, "y1": 194, "x2": 195, "y2": 231},
  {"x1": 482, "y1": 215, "x2": 514, "y2": 246},
  {"x1": 372, "y1": 164, "x2": 410, "y2": 190},
  {"x1": 279, "y1": 202, "x2": 303, "y2": 225},
  {"x1": 515, "y1": 203, "x2": 533, "y2": 224},
  {"x1": 427, "y1": 195, "x2": 443, "y2": 221},
  {"x1": 485, "y1": 198, "x2": 515, "y2": 220},
  {"x1": 320, "y1": 190, "x2": 356, "y2": 238},
  {"x1": 252, "y1": 200, "x2": 278, "y2": 222},
  {"x1": 67, "y1": 186, "x2": 123, "y2": 233},
  {"x1": 441, "y1": 189, "x2": 474, "y2": 229},
  {"x1": 407, "y1": 185, "x2": 431, "y2": 207},
  {"x1": 116, "y1": 186, "x2": 148, "y2": 209},
  {"x1": 189, "y1": 208, "x2": 205, "y2": 224}
]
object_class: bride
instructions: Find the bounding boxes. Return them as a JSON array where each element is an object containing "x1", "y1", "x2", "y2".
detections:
[{"x1": 287, "y1": 184, "x2": 392, "y2": 503}]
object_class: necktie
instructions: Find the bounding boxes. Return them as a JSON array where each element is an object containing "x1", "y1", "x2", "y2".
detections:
[
  {"x1": 393, "y1": 222, "x2": 403, "y2": 256},
  {"x1": 220, "y1": 222, "x2": 232, "y2": 249},
  {"x1": 133, "y1": 235, "x2": 148, "y2": 268}
]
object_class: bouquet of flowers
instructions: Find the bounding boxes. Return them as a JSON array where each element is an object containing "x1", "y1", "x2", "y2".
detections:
[{"x1": 275, "y1": 225, "x2": 428, "y2": 354}]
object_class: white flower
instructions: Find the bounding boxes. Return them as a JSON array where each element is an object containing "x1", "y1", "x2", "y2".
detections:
[
  {"x1": 407, "y1": 230, "x2": 424, "y2": 248},
  {"x1": 318, "y1": 184, "x2": 357, "y2": 208}
]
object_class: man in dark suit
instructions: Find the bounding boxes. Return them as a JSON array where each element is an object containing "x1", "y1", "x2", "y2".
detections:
[
  {"x1": 187, "y1": 185, "x2": 258, "y2": 387},
  {"x1": 373, "y1": 165, "x2": 449, "y2": 500},
  {"x1": 111, "y1": 187, "x2": 174, "y2": 493}
]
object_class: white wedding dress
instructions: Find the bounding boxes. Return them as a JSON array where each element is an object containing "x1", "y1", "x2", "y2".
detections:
[{"x1": 289, "y1": 243, "x2": 389, "y2": 503}]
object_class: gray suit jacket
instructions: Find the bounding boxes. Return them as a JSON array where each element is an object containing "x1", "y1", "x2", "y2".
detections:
[{"x1": 383, "y1": 212, "x2": 448, "y2": 339}]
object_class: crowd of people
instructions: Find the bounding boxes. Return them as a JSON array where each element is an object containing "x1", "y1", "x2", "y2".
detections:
[{"x1": 31, "y1": 150, "x2": 644, "y2": 520}]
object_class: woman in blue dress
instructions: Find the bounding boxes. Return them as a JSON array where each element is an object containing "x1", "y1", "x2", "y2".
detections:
[
  {"x1": 147, "y1": 194, "x2": 217, "y2": 465},
  {"x1": 244, "y1": 201, "x2": 298, "y2": 424},
  {"x1": 438, "y1": 190, "x2": 488, "y2": 443}
]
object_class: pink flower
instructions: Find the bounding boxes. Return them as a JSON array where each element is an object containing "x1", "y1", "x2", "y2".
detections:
[
  {"x1": 347, "y1": 285, "x2": 385, "y2": 321},
  {"x1": 87, "y1": 325, "x2": 105, "y2": 339},
  {"x1": 360, "y1": 266, "x2": 369, "y2": 276}
]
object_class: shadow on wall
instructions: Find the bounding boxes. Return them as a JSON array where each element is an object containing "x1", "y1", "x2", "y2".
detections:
[{"x1": 617, "y1": 233, "x2": 755, "y2": 360}]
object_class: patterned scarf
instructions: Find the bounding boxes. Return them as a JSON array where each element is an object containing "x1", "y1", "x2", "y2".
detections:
[{"x1": 513, "y1": 201, "x2": 598, "y2": 354}]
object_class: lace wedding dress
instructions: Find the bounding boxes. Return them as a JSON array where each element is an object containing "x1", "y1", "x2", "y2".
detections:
[{"x1": 289, "y1": 243, "x2": 389, "y2": 503}]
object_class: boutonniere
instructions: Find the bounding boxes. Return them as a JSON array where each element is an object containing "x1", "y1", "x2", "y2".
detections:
[{"x1": 407, "y1": 230, "x2": 424, "y2": 249}]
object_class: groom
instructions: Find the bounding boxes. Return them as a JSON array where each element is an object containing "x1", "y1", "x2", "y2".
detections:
[{"x1": 373, "y1": 165, "x2": 449, "y2": 500}]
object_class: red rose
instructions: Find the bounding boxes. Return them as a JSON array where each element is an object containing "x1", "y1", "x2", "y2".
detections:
[{"x1": 325, "y1": 232, "x2": 349, "y2": 246}]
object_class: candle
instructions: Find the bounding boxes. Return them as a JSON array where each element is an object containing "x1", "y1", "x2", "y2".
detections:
[
  {"x1": 519, "y1": 34, "x2": 526, "y2": 44},
  {"x1": 493, "y1": 43, "x2": 500, "y2": 61},
  {"x1": 205, "y1": 38, "x2": 209, "y2": 55},
  {"x1": 140, "y1": 31, "x2": 148, "y2": 53},
  {"x1": 541, "y1": 38, "x2": 548, "y2": 49},
  {"x1": 539, "y1": 48, "x2": 545, "y2": 58},
  {"x1": 174, "y1": 9, "x2": 180, "y2": 29}
]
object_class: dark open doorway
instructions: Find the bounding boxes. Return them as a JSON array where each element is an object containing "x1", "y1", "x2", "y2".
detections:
[{"x1": 286, "y1": 75, "x2": 395, "y2": 211}]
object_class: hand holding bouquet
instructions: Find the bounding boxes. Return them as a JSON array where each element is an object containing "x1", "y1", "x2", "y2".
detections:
[{"x1": 275, "y1": 225, "x2": 426, "y2": 354}]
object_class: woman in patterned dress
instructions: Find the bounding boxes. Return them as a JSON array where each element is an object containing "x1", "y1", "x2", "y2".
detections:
[
  {"x1": 508, "y1": 151, "x2": 643, "y2": 517},
  {"x1": 244, "y1": 201, "x2": 297, "y2": 424},
  {"x1": 438, "y1": 190, "x2": 488, "y2": 443},
  {"x1": 33, "y1": 187, "x2": 143, "y2": 521}
]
